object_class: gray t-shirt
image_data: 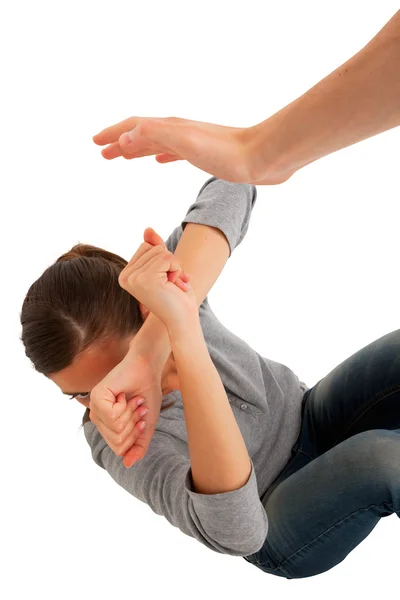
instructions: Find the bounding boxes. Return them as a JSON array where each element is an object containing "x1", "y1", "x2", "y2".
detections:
[{"x1": 84, "y1": 177, "x2": 309, "y2": 557}]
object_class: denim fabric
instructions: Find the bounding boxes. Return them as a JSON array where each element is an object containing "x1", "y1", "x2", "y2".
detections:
[{"x1": 243, "y1": 329, "x2": 400, "y2": 578}]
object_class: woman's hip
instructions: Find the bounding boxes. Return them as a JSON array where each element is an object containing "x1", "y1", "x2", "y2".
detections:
[{"x1": 296, "y1": 327, "x2": 400, "y2": 459}]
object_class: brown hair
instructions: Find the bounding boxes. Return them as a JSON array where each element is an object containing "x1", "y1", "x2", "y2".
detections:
[{"x1": 20, "y1": 243, "x2": 175, "y2": 428}]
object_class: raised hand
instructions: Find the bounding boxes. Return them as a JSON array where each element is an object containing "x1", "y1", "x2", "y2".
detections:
[
  {"x1": 89, "y1": 355, "x2": 165, "y2": 467},
  {"x1": 118, "y1": 229, "x2": 196, "y2": 330},
  {"x1": 93, "y1": 116, "x2": 260, "y2": 183},
  {"x1": 88, "y1": 228, "x2": 188, "y2": 468},
  {"x1": 89, "y1": 384, "x2": 153, "y2": 464}
]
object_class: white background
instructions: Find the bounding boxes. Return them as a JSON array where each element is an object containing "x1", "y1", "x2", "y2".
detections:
[{"x1": 2, "y1": 1, "x2": 399, "y2": 598}]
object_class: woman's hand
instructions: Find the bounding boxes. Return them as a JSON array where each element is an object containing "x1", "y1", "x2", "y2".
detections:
[
  {"x1": 88, "y1": 228, "x2": 189, "y2": 468},
  {"x1": 89, "y1": 390, "x2": 149, "y2": 459},
  {"x1": 118, "y1": 228, "x2": 197, "y2": 331},
  {"x1": 88, "y1": 353, "x2": 164, "y2": 467}
]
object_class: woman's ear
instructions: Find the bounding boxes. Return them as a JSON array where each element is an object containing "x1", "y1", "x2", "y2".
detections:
[{"x1": 139, "y1": 303, "x2": 150, "y2": 320}]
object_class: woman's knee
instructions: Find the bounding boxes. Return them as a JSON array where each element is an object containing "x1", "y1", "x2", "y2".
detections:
[{"x1": 344, "y1": 429, "x2": 400, "y2": 488}]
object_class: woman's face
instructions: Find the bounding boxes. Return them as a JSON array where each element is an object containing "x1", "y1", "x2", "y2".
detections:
[{"x1": 47, "y1": 336, "x2": 132, "y2": 407}]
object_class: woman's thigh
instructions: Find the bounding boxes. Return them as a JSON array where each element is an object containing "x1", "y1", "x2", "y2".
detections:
[
  {"x1": 252, "y1": 429, "x2": 400, "y2": 579},
  {"x1": 244, "y1": 328, "x2": 400, "y2": 577},
  {"x1": 299, "y1": 328, "x2": 400, "y2": 458}
]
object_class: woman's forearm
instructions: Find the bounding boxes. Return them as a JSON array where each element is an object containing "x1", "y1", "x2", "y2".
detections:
[
  {"x1": 248, "y1": 10, "x2": 400, "y2": 182},
  {"x1": 168, "y1": 316, "x2": 251, "y2": 495},
  {"x1": 129, "y1": 223, "x2": 230, "y2": 368}
]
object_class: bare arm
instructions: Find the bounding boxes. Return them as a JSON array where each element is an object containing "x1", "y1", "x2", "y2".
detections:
[
  {"x1": 168, "y1": 316, "x2": 251, "y2": 495},
  {"x1": 249, "y1": 10, "x2": 400, "y2": 181},
  {"x1": 88, "y1": 180, "x2": 254, "y2": 469},
  {"x1": 129, "y1": 222, "x2": 230, "y2": 369},
  {"x1": 95, "y1": 11, "x2": 400, "y2": 185}
]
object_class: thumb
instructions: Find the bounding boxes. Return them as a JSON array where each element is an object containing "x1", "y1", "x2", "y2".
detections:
[
  {"x1": 143, "y1": 226, "x2": 188, "y2": 288},
  {"x1": 143, "y1": 227, "x2": 165, "y2": 248},
  {"x1": 121, "y1": 119, "x2": 193, "y2": 157},
  {"x1": 112, "y1": 391, "x2": 127, "y2": 419}
]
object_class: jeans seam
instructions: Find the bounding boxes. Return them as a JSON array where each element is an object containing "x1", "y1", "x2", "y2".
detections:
[
  {"x1": 276, "y1": 501, "x2": 395, "y2": 576},
  {"x1": 328, "y1": 383, "x2": 400, "y2": 449},
  {"x1": 297, "y1": 448, "x2": 314, "y2": 460}
]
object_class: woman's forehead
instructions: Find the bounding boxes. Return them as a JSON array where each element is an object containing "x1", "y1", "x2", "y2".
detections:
[{"x1": 48, "y1": 339, "x2": 126, "y2": 393}]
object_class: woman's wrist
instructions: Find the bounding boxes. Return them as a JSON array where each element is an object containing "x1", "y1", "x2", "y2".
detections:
[
  {"x1": 128, "y1": 312, "x2": 171, "y2": 370},
  {"x1": 128, "y1": 307, "x2": 201, "y2": 369},
  {"x1": 166, "y1": 309, "x2": 202, "y2": 348}
]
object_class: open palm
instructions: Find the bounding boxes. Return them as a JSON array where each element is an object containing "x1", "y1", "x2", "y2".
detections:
[{"x1": 93, "y1": 115, "x2": 296, "y2": 185}]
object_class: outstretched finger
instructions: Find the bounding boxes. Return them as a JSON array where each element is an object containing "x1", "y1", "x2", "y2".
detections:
[
  {"x1": 101, "y1": 143, "x2": 166, "y2": 161},
  {"x1": 121, "y1": 119, "x2": 196, "y2": 161},
  {"x1": 100, "y1": 142, "x2": 123, "y2": 160},
  {"x1": 93, "y1": 116, "x2": 144, "y2": 145},
  {"x1": 155, "y1": 153, "x2": 182, "y2": 164}
]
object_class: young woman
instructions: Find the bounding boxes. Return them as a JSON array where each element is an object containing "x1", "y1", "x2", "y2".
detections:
[{"x1": 20, "y1": 177, "x2": 400, "y2": 579}]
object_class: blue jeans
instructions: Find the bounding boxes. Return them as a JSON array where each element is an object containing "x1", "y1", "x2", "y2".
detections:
[{"x1": 243, "y1": 328, "x2": 400, "y2": 578}]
